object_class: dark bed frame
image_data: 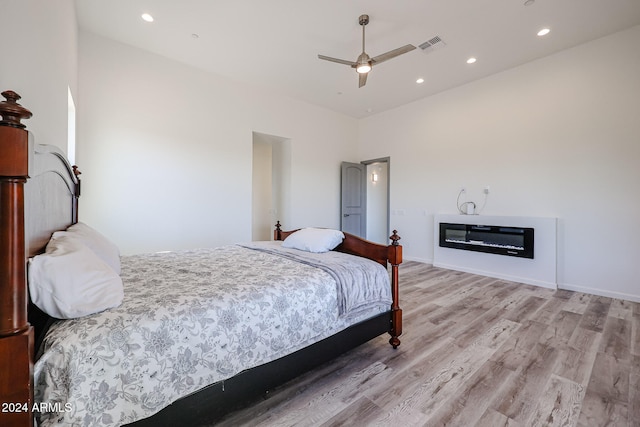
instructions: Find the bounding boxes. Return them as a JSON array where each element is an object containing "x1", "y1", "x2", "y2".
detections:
[{"x1": 0, "y1": 91, "x2": 402, "y2": 427}]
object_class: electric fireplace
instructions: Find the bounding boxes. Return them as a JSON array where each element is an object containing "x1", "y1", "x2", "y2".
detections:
[{"x1": 439, "y1": 223, "x2": 534, "y2": 259}]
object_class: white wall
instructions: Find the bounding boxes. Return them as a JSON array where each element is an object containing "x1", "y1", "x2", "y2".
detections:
[
  {"x1": 77, "y1": 32, "x2": 358, "y2": 254},
  {"x1": 0, "y1": 0, "x2": 77, "y2": 152},
  {"x1": 359, "y1": 25, "x2": 640, "y2": 301},
  {"x1": 252, "y1": 134, "x2": 273, "y2": 241}
]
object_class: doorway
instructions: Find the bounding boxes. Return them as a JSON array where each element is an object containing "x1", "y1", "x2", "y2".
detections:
[
  {"x1": 365, "y1": 159, "x2": 389, "y2": 244},
  {"x1": 340, "y1": 157, "x2": 390, "y2": 244},
  {"x1": 252, "y1": 132, "x2": 291, "y2": 241}
]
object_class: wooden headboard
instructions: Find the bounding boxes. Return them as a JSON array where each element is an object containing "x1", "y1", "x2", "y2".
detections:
[
  {"x1": 0, "y1": 90, "x2": 80, "y2": 427},
  {"x1": 26, "y1": 142, "x2": 80, "y2": 256}
]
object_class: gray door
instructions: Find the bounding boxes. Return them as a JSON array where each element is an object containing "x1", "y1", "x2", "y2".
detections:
[{"x1": 341, "y1": 162, "x2": 366, "y2": 237}]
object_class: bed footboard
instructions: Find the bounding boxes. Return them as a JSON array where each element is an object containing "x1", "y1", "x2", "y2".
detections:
[{"x1": 274, "y1": 221, "x2": 403, "y2": 348}]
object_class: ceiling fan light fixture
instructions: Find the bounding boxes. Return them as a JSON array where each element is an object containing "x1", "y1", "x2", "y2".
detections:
[
  {"x1": 356, "y1": 52, "x2": 372, "y2": 73},
  {"x1": 356, "y1": 63, "x2": 372, "y2": 74},
  {"x1": 317, "y1": 14, "x2": 415, "y2": 87}
]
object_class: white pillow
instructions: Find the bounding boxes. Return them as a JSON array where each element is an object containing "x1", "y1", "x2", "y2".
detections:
[
  {"x1": 282, "y1": 228, "x2": 345, "y2": 253},
  {"x1": 28, "y1": 235, "x2": 124, "y2": 319},
  {"x1": 63, "y1": 222, "x2": 121, "y2": 274}
]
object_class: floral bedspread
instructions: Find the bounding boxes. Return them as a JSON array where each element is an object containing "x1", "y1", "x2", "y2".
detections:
[
  {"x1": 240, "y1": 241, "x2": 392, "y2": 318},
  {"x1": 33, "y1": 244, "x2": 391, "y2": 427}
]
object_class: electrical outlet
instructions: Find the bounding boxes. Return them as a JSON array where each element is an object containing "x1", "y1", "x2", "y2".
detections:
[{"x1": 484, "y1": 186, "x2": 490, "y2": 195}]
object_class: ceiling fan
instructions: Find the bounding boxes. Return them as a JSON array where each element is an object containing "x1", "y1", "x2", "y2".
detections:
[{"x1": 318, "y1": 14, "x2": 416, "y2": 88}]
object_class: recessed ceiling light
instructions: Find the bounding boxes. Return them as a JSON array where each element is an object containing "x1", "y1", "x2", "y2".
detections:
[
  {"x1": 141, "y1": 13, "x2": 154, "y2": 22},
  {"x1": 466, "y1": 57, "x2": 477, "y2": 64},
  {"x1": 537, "y1": 28, "x2": 550, "y2": 36},
  {"x1": 416, "y1": 78, "x2": 425, "y2": 84}
]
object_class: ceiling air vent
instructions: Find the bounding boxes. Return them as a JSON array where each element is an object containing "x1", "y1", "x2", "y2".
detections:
[{"x1": 419, "y1": 36, "x2": 446, "y2": 53}]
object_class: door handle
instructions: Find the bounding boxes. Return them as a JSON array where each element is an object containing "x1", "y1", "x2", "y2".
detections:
[{"x1": 343, "y1": 214, "x2": 350, "y2": 217}]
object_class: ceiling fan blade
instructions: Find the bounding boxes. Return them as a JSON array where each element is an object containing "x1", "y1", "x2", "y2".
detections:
[
  {"x1": 359, "y1": 72, "x2": 368, "y2": 88},
  {"x1": 371, "y1": 44, "x2": 416, "y2": 65},
  {"x1": 318, "y1": 54, "x2": 357, "y2": 67}
]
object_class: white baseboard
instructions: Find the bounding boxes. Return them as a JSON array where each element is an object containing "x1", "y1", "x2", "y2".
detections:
[
  {"x1": 559, "y1": 283, "x2": 640, "y2": 303},
  {"x1": 433, "y1": 262, "x2": 557, "y2": 290},
  {"x1": 403, "y1": 259, "x2": 640, "y2": 302},
  {"x1": 402, "y1": 256, "x2": 433, "y2": 264}
]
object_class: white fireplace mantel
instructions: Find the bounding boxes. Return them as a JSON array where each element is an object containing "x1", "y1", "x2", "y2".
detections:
[{"x1": 433, "y1": 214, "x2": 557, "y2": 289}]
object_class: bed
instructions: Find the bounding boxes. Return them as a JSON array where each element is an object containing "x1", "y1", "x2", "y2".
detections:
[{"x1": 0, "y1": 90, "x2": 402, "y2": 427}]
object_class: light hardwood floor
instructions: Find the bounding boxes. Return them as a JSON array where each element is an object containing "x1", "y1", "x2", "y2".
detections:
[{"x1": 214, "y1": 261, "x2": 640, "y2": 426}]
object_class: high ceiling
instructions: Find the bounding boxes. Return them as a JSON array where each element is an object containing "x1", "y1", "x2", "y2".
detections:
[{"x1": 75, "y1": 0, "x2": 640, "y2": 118}]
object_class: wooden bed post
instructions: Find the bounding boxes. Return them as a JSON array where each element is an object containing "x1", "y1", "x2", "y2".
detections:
[
  {"x1": 0, "y1": 91, "x2": 34, "y2": 426},
  {"x1": 72, "y1": 165, "x2": 82, "y2": 223},
  {"x1": 273, "y1": 220, "x2": 282, "y2": 241},
  {"x1": 388, "y1": 230, "x2": 402, "y2": 349}
]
